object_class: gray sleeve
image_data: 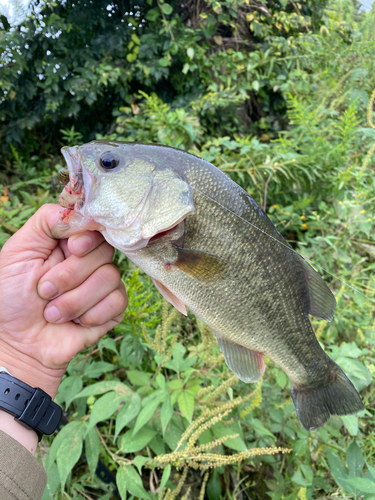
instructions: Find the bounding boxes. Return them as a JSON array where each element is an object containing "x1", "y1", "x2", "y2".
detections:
[{"x1": 0, "y1": 430, "x2": 47, "y2": 500}]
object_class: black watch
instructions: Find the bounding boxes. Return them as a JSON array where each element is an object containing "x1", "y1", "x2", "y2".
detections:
[{"x1": 0, "y1": 368, "x2": 62, "y2": 437}]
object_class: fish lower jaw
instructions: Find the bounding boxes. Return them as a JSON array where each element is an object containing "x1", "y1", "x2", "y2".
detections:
[{"x1": 52, "y1": 208, "x2": 104, "y2": 239}]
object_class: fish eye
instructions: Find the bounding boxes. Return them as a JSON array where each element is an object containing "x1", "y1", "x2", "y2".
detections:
[
  {"x1": 58, "y1": 168, "x2": 70, "y2": 185},
  {"x1": 99, "y1": 151, "x2": 120, "y2": 170}
]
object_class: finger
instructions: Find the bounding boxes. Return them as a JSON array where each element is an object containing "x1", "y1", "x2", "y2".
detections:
[
  {"x1": 1, "y1": 204, "x2": 61, "y2": 263},
  {"x1": 81, "y1": 318, "x2": 124, "y2": 347},
  {"x1": 38, "y1": 241, "x2": 114, "y2": 300},
  {"x1": 59, "y1": 318, "x2": 125, "y2": 358},
  {"x1": 58, "y1": 239, "x2": 72, "y2": 259},
  {"x1": 43, "y1": 264, "x2": 121, "y2": 323},
  {"x1": 68, "y1": 231, "x2": 106, "y2": 257},
  {"x1": 76, "y1": 284, "x2": 127, "y2": 327}
]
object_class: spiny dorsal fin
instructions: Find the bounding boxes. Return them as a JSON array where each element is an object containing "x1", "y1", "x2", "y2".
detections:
[
  {"x1": 298, "y1": 257, "x2": 336, "y2": 322},
  {"x1": 214, "y1": 334, "x2": 265, "y2": 383}
]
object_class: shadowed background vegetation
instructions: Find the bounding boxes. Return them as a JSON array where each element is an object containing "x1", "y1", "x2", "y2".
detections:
[{"x1": 0, "y1": 0, "x2": 375, "y2": 498}]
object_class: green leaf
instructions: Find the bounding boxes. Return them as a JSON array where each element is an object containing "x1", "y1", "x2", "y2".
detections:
[
  {"x1": 178, "y1": 390, "x2": 195, "y2": 422},
  {"x1": 367, "y1": 462, "x2": 375, "y2": 481},
  {"x1": 207, "y1": 469, "x2": 222, "y2": 500},
  {"x1": 161, "y1": 393, "x2": 173, "y2": 435},
  {"x1": 75, "y1": 381, "x2": 131, "y2": 399},
  {"x1": 117, "y1": 465, "x2": 150, "y2": 499},
  {"x1": 127, "y1": 370, "x2": 151, "y2": 387},
  {"x1": 164, "y1": 422, "x2": 182, "y2": 451},
  {"x1": 326, "y1": 450, "x2": 353, "y2": 492},
  {"x1": 248, "y1": 418, "x2": 276, "y2": 439},
  {"x1": 292, "y1": 464, "x2": 313, "y2": 487},
  {"x1": 159, "y1": 56, "x2": 171, "y2": 67},
  {"x1": 149, "y1": 434, "x2": 165, "y2": 455},
  {"x1": 49, "y1": 421, "x2": 85, "y2": 465},
  {"x1": 99, "y1": 337, "x2": 119, "y2": 355},
  {"x1": 115, "y1": 392, "x2": 141, "y2": 439},
  {"x1": 347, "y1": 441, "x2": 364, "y2": 477},
  {"x1": 292, "y1": 469, "x2": 309, "y2": 487},
  {"x1": 119, "y1": 427, "x2": 157, "y2": 453},
  {"x1": 145, "y1": 7, "x2": 160, "y2": 21},
  {"x1": 164, "y1": 343, "x2": 196, "y2": 372},
  {"x1": 345, "y1": 477, "x2": 375, "y2": 494},
  {"x1": 187, "y1": 47, "x2": 194, "y2": 60},
  {"x1": 276, "y1": 370, "x2": 287, "y2": 389},
  {"x1": 134, "y1": 456, "x2": 152, "y2": 475},
  {"x1": 160, "y1": 3, "x2": 173, "y2": 15},
  {"x1": 116, "y1": 466, "x2": 128, "y2": 500},
  {"x1": 252, "y1": 80, "x2": 260, "y2": 91},
  {"x1": 83, "y1": 361, "x2": 116, "y2": 379},
  {"x1": 160, "y1": 464, "x2": 171, "y2": 492},
  {"x1": 133, "y1": 393, "x2": 165, "y2": 436},
  {"x1": 341, "y1": 415, "x2": 359, "y2": 436},
  {"x1": 85, "y1": 426, "x2": 100, "y2": 477},
  {"x1": 42, "y1": 462, "x2": 60, "y2": 500},
  {"x1": 327, "y1": 450, "x2": 348, "y2": 479},
  {"x1": 168, "y1": 379, "x2": 183, "y2": 391},
  {"x1": 56, "y1": 421, "x2": 86, "y2": 490},
  {"x1": 64, "y1": 376, "x2": 83, "y2": 409},
  {"x1": 87, "y1": 391, "x2": 123, "y2": 431},
  {"x1": 155, "y1": 373, "x2": 166, "y2": 390},
  {"x1": 212, "y1": 422, "x2": 247, "y2": 452}
]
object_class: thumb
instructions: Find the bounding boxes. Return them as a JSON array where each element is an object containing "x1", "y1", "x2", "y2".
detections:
[{"x1": 1, "y1": 204, "x2": 62, "y2": 263}]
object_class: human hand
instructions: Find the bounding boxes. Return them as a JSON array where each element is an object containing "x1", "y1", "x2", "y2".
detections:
[{"x1": 0, "y1": 204, "x2": 127, "y2": 400}]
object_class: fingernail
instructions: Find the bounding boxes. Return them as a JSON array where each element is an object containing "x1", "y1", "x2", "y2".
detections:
[
  {"x1": 38, "y1": 281, "x2": 58, "y2": 300},
  {"x1": 72, "y1": 235, "x2": 92, "y2": 255},
  {"x1": 45, "y1": 306, "x2": 61, "y2": 323}
]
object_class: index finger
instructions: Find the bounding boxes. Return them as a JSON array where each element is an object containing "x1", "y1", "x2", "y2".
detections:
[{"x1": 67, "y1": 231, "x2": 106, "y2": 257}]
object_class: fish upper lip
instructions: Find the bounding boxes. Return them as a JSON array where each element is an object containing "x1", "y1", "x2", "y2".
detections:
[{"x1": 61, "y1": 146, "x2": 84, "y2": 194}]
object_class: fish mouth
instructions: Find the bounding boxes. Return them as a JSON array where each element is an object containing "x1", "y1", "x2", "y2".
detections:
[
  {"x1": 57, "y1": 146, "x2": 86, "y2": 211},
  {"x1": 52, "y1": 146, "x2": 92, "y2": 239}
]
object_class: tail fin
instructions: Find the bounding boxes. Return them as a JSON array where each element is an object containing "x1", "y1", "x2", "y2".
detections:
[{"x1": 291, "y1": 360, "x2": 364, "y2": 431}]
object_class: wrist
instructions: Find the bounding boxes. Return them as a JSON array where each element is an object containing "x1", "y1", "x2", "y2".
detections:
[
  {"x1": 0, "y1": 340, "x2": 65, "y2": 399},
  {"x1": 0, "y1": 410, "x2": 39, "y2": 455}
]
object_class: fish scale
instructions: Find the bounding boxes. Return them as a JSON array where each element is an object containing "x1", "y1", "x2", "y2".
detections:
[{"x1": 53, "y1": 141, "x2": 364, "y2": 430}]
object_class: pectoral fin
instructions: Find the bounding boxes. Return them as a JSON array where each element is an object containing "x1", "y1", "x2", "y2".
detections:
[
  {"x1": 173, "y1": 247, "x2": 228, "y2": 284},
  {"x1": 151, "y1": 278, "x2": 187, "y2": 316},
  {"x1": 214, "y1": 334, "x2": 265, "y2": 383},
  {"x1": 298, "y1": 257, "x2": 336, "y2": 321}
]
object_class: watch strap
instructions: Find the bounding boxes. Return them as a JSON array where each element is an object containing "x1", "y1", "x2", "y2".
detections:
[{"x1": 0, "y1": 371, "x2": 62, "y2": 435}]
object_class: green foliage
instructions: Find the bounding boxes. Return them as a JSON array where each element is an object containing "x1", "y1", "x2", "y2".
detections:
[{"x1": 0, "y1": 0, "x2": 375, "y2": 499}]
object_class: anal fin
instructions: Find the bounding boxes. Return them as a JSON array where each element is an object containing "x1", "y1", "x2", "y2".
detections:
[
  {"x1": 151, "y1": 278, "x2": 187, "y2": 316},
  {"x1": 214, "y1": 334, "x2": 265, "y2": 383}
]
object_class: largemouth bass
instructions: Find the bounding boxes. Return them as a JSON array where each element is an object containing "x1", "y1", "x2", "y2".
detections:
[{"x1": 52, "y1": 141, "x2": 364, "y2": 430}]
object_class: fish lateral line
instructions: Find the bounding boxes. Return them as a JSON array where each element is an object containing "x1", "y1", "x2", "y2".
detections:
[{"x1": 190, "y1": 185, "x2": 375, "y2": 306}]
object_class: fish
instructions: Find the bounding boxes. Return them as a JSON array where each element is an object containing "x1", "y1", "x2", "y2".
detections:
[{"x1": 52, "y1": 140, "x2": 364, "y2": 430}]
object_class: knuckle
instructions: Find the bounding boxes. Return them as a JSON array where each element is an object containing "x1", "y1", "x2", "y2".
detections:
[
  {"x1": 99, "y1": 263, "x2": 121, "y2": 286},
  {"x1": 79, "y1": 312, "x2": 95, "y2": 327},
  {"x1": 96, "y1": 241, "x2": 114, "y2": 263},
  {"x1": 110, "y1": 288, "x2": 127, "y2": 313},
  {"x1": 56, "y1": 293, "x2": 83, "y2": 319},
  {"x1": 56, "y1": 265, "x2": 77, "y2": 289}
]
